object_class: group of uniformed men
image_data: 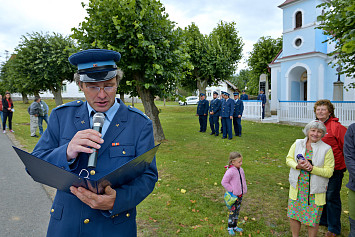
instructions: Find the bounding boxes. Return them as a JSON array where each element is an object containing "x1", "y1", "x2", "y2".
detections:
[{"x1": 196, "y1": 90, "x2": 248, "y2": 140}]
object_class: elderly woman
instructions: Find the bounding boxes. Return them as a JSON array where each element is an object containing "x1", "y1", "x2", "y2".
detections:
[
  {"x1": 286, "y1": 120, "x2": 334, "y2": 237},
  {"x1": 314, "y1": 99, "x2": 347, "y2": 236}
]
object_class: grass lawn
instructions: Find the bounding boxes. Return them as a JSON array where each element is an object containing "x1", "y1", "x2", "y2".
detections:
[{"x1": 9, "y1": 99, "x2": 350, "y2": 236}]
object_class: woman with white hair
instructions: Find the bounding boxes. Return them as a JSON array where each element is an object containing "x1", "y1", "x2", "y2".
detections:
[{"x1": 286, "y1": 120, "x2": 335, "y2": 237}]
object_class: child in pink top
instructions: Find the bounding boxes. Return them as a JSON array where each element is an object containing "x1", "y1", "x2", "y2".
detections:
[{"x1": 221, "y1": 152, "x2": 247, "y2": 236}]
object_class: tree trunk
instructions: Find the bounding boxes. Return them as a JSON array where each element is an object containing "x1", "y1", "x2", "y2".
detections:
[
  {"x1": 51, "y1": 87, "x2": 63, "y2": 106},
  {"x1": 197, "y1": 78, "x2": 207, "y2": 95},
  {"x1": 131, "y1": 97, "x2": 134, "y2": 107},
  {"x1": 119, "y1": 92, "x2": 125, "y2": 103},
  {"x1": 134, "y1": 72, "x2": 165, "y2": 142},
  {"x1": 21, "y1": 92, "x2": 29, "y2": 104}
]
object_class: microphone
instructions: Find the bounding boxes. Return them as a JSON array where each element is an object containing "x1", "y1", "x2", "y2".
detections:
[{"x1": 87, "y1": 112, "x2": 105, "y2": 169}]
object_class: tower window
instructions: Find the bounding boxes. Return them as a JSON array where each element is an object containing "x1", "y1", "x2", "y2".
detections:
[
  {"x1": 295, "y1": 38, "x2": 302, "y2": 47},
  {"x1": 295, "y1": 11, "x2": 302, "y2": 28}
]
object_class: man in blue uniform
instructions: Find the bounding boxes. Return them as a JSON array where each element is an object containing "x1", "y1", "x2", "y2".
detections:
[
  {"x1": 233, "y1": 92, "x2": 244, "y2": 137},
  {"x1": 208, "y1": 91, "x2": 221, "y2": 136},
  {"x1": 220, "y1": 92, "x2": 234, "y2": 140},
  {"x1": 32, "y1": 49, "x2": 158, "y2": 237},
  {"x1": 240, "y1": 90, "x2": 248, "y2": 100},
  {"x1": 257, "y1": 89, "x2": 266, "y2": 119},
  {"x1": 196, "y1": 93, "x2": 209, "y2": 132}
]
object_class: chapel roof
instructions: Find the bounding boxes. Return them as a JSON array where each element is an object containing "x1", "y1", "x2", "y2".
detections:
[{"x1": 278, "y1": 0, "x2": 299, "y2": 8}]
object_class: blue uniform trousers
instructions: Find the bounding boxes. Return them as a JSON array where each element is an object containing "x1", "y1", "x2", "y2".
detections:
[
  {"x1": 209, "y1": 116, "x2": 219, "y2": 135},
  {"x1": 320, "y1": 169, "x2": 345, "y2": 235},
  {"x1": 221, "y1": 117, "x2": 233, "y2": 139},
  {"x1": 199, "y1": 115, "x2": 208, "y2": 132},
  {"x1": 233, "y1": 117, "x2": 242, "y2": 136}
]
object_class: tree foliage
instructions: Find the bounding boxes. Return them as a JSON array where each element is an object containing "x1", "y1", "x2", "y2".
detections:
[
  {"x1": 247, "y1": 36, "x2": 282, "y2": 95},
  {"x1": 71, "y1": 0, "x2": 192, "y2": 141},
  {"x1": 8, "y1": 32, "x2": 77, "y2": 105},
  {"x1": 182, "y1": 21, "x2": 243, "y2": 93},
  {"x1": 317, "y1": 0, "x2": 355, "y2": 78},
  {"x1": 229, "y1": 69, "x2": 252, "y2": 93}
]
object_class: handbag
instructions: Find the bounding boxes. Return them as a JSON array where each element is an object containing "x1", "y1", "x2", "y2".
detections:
[{"x1": 224, "y1": 191, "x2": 238, "y2": 209}]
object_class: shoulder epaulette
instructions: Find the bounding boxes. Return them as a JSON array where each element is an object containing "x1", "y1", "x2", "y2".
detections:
[
  {"x1": 127, "y1": 105, "x2": 150, "y2": 120},
  {"x1": 54, "y1": 100, "x2": 84, "y2": 110}
]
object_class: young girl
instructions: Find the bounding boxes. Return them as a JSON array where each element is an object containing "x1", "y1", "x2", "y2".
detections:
[{"x1": 221, "y1": 152, "x2": 247, "y2": 236}]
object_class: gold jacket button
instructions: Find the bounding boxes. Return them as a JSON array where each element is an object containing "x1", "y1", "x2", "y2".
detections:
[
  {"x1": 90, "y1": 170, "x2": 96, "y2": 175},
  {"x1": 126, "y1": 213, "x2": 130, "y2": 218},
  {"x1": 122, "y1": 151, "x2": 126, "y2": 155},
  {"x1": 50, "y1": 209, "x2": 54, "y2": 213},
  {"x1": 84, "y1": 219, "x2": 90, "y2": 224}
]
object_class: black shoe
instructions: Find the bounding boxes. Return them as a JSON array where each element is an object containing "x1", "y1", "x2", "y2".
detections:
[
  {"x1": 228, "y1": 138, "x2": 232, "y2": 140},
  {"x1": 222, "y1": 137, "x2": 226, "y2": 139},
  {"x1": 31, "y1": 135, "x2": 39, "y2": 138},
  {"x1": 215, "y1": 134, "x2": 219, "y2": 136},
  {"x1": 210, "y1": 133, "x2": 215, "y2": 135}
]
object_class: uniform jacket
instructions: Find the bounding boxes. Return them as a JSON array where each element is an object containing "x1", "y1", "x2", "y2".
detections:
[
  {"x1": 2, "y1": 98, "x2": 13, "y2": 113},
  {"x1": 197, "y1": 99, "x2": 209, "y2": 115},
  {"x1": 321, "y1": 116, "x2": 347, "y2": 170},
  {"x1": 240, "y1": 94, "x2": 248, "y2": 100},
  {"x1": 233, "y1": 99, "x2": 244, "y2": 117},
  {"x1": 344, "y1": 123, "x2": 355, "y2": 191},
  {"x1": 221, "y1": 98, "x2": 234, "y2": 118},
  {"x1": 221, "y1": 166, "x2": 247, "y2": 196},
  {"x1": 257, "y1": 94, "x2": 266, "y2": 105},
  {"x1": 286, "y1": 138, "x2": 334, "y2": 205},
  {"x1": 209, "y1": 98, "x2": 222, "y2": 117},
  {"x1": 32, "y1": 99, "x2": 158, "y2": 237}
]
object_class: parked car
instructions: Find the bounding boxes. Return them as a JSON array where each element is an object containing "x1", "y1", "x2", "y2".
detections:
[{"x1": 179, "y1": 96, "x2": 199, "y2": 106}]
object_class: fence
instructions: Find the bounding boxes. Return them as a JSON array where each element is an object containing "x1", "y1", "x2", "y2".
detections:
[
  {"x1": 277, "y1": 101, "x2": 355, "y2": 126},
  {"x1": 243, "y1": 100, "x2": 262, "y2": 121}
]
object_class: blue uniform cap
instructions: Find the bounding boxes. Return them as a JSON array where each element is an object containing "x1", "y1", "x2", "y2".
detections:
[
  {"x1": 242, "y1": 90, "x2": 245, "y2": 92},
  {"x1": 233, "y1": 92, "x2": 239, "y2": 96},
  {"x1": 69, "y1": 49, "x2": 121, "y2": 82},
  {"x1": 200, "y1": 93, "x2": 205, "y2": 96},
  {"x1": 213, "y1": 91, "x2": 218, "y2": 95},
  {"x1": 225, "y1": 92, "x2": 230, "y2": 96}
]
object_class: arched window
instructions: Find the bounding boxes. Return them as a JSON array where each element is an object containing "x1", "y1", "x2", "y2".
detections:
[{"x1": 295, "y1": 11, "x2": 302, "y2": 28}]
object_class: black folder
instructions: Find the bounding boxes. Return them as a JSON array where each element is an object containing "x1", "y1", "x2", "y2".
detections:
[{"x1": 13, "y1": 145, "x2": 159, "y2": 194}]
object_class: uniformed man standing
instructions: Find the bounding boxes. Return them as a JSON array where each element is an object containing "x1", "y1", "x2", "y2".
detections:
[
  {"x1": 220, "y1": 92, "x2": 234, "y2": 140},
  {"x1": 240, "y1": 90, "x2": 248, "y2": 100},
  {"x1": 209, "y1": 91, "x2": 222, "y2": 136},
  {"x1": 257, "y1": 89, "x2": 266, "y2": 119},
  {"x1": 32, "y1": 49, "x2": 158, "y2": 237},
  {"x1": 233, "y1": 92, "x2": 244, "y2": 137},
  {"x1": 196, "y1": 93, "x2": 209, "y2": 132}
]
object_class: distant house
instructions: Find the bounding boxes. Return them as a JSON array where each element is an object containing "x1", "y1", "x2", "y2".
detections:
[
  {"x1": 269, "y1": 0, "x2": 355, "y2": 112},
  {"x1": 203, "y1": 80, "x2": 239, "y2": 100}
]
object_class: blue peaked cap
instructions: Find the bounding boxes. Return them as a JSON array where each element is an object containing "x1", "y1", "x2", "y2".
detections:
[
  {"x1": 69, "y1": 49, "x2": 121, "y2": 82},
  {"x1": 233, "y1": 92, "x2": 239, "y2": 96}
]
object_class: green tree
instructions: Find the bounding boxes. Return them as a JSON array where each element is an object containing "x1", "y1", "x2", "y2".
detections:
[
  {"x1": 72, "y1": 0, "x2": 192, "y2": 142},
  {"x1": 14, "y1": 32, "x2": 77, "y2": 105},
  {"x1": 229, "y1": 69, "x2": 252, "y2": 93},
  {"x1": 0, "y1": 55, "x2": 32, "y2": 103},
  {"x1": 317, "y1": 0, "x2": 355, "y2": 80},
  {"x1": 247, "y1": 36, "x2": 282, "y2": 95},
  {"x1": 182, "y1": 21, "x2": 243, "y2": 94}
]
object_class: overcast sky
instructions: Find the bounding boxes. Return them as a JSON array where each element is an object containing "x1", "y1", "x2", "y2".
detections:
[{"x1": 0, "y1": 0, "x2": 284, "y2": 70}]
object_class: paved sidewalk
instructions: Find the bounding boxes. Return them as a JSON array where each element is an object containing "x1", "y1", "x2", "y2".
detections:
[{"x1": 0, "y1": 132, "x2": 52, "y2": 237}]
